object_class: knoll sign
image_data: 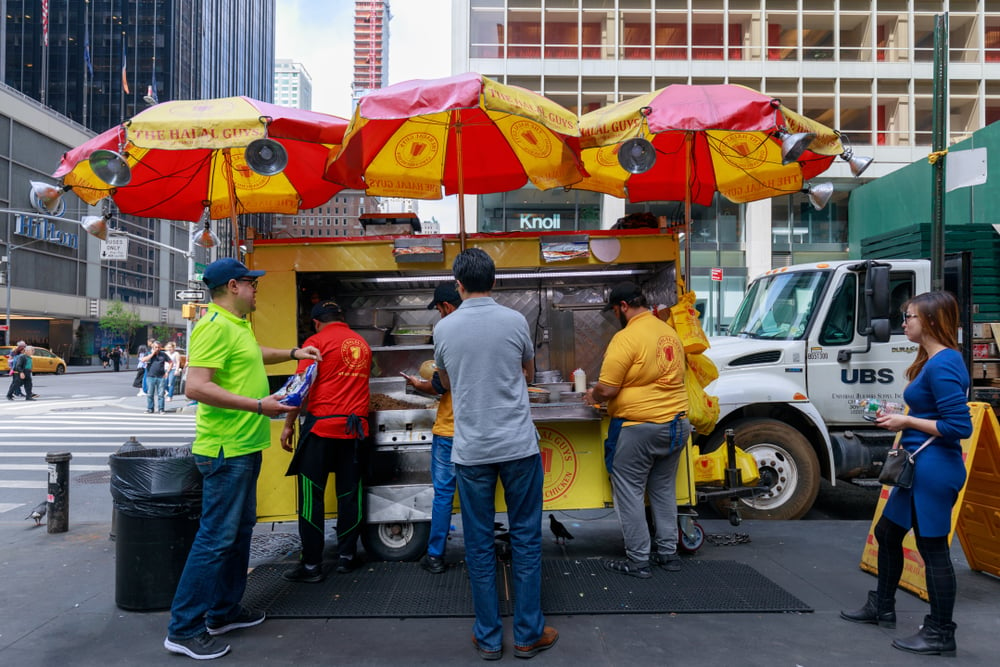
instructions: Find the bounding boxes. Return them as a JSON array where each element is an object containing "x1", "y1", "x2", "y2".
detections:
[
  {"x1": 14, "y1": 214, "x2": 79, "y2": 250},
  {"x1": 518, "y1": 212, "x2": 563, "y2": 230}
]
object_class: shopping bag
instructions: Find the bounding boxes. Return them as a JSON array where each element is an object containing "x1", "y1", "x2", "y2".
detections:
[{"x1": 670, "y1": 291, "x2": 710, "y2": 354}]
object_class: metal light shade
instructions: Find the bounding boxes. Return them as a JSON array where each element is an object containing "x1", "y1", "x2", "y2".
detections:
[
  {"x1": 780, "y1": 131, "x2": 817, "y2": 165},
  {"x1": 617, "y1": 137, "x2": 657, "y2": 174},
  {"x1": 845, "y1": 153, "x2": 873, "y2": 177},
  {"x1": 29, "y1": 181, "x2": 67, "y2": 216},
  {"x1": 192, "y1": 223, "x2": 220, "y2": 249},
  {"x1": 80, "y1": 215, "x2": 110, "y2": 241},
  {"x1": 804, "y1": 182, "x2": 835, "y2": 210},
  {"x1": 244, "y1": 138, "x2": 288, "y2": 176},
  {"x1": 89, "y1": 150, "x2": 133, "y2": 186}
]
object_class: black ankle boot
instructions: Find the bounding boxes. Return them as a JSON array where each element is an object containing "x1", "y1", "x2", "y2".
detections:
[
  {"x1": 840, "y1": 590, "x2": 896, "y2": 628},
  {"x1": 892, "y1": 615, "x2": 957, "y2": 657}
]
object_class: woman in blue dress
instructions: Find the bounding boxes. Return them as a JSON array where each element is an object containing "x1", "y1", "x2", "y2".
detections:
[{"x1": 840, "y1": 291, "x2": 972, "y2": 656}]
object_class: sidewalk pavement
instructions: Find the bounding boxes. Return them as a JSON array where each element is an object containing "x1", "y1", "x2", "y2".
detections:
[{"x1": 1, "y1": 510, "x2": 997, "y2": 666}]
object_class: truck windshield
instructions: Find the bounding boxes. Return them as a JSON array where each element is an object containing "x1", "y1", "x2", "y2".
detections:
[{"x1": 729, "y1": 270, "x2": 830, "y2": 340}]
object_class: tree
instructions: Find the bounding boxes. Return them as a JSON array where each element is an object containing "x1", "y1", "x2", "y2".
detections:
[
  {"x1": 99, "y1": 302, "x2": 141, "y2": 345},
  {"x1": 152, "y1": 325, "x2": 172, "y2": 343}
]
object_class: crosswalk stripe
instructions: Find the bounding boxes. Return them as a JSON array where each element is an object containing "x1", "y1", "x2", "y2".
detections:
[
  {"x1": 0, "y1": 464, "x2": 106, "y2": 472},
  {"x1": 0, "y1": 481, "x2": 47, "y2": 489},
  {"x1": 0, "y1": 452, "x2": 120, "y2": 458},
  {"x1": 0, "y1": 502, "x2": 28, "y2": 512}
]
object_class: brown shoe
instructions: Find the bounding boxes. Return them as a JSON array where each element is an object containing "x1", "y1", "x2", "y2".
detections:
[
  {"x1": 472, "y1": 636, "x2": 502, "y2": 661},
  {"x1": 514, "y1": 626, "x2": 558, "y2": 659}
]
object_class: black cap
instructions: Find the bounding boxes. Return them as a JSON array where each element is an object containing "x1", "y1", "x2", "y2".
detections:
[
  {"x1": 603, "y1": 281, "x2": 643, "y2": 311},
  {"x1": 202, "y1": 257, "x2": 265, "y2": 289},
  {"x1": 310, "y1": 300, "x2": 344, "y2": 320},
  {"x1": 427, "y1": 283, "x2": 460, "y2": 309}
]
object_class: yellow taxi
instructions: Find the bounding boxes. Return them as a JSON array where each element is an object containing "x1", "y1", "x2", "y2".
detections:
[{"x1": 0, "y1": 346, "x2": 68, "y2": 374}]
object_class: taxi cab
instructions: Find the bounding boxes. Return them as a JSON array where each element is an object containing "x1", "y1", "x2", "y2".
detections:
[{"x1": 0, "y1": 346, "x2": 68, "y2": 374}]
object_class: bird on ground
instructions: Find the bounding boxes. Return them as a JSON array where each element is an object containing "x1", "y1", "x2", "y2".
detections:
[
  {"x1": 549, "y1": 514, "x2": 574, "y2": 545},
  {"x1": 25, "y1": 501, "x2": 47, "y2": 526}
]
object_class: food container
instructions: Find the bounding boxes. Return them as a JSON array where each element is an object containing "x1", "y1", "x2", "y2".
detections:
[
  {"x1": 346, "y1": 308, "x2": 395, "y2": 330},
  {"x1": 558, "y1": 391, "x2": 585, "y2": 403},
  {"x1": 533, "y1": 382, "x2": 573, "y2": 402},
  {"x1": 354, "y1": 327, "x2": 388, "y2": 347},
  {"x1": 527, "y1": 387, "x2": 550, "y2": 404},
  {"x1": 535, "y1": 370, "x2": 562, "y2": 383},
  {"x1": 392, "y1": 328, "x2": 433, "y2": 345}
]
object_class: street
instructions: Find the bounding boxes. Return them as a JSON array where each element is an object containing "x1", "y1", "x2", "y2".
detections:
[{"x1": 0, "y1": 369, "x2": 195, "y2": 525}]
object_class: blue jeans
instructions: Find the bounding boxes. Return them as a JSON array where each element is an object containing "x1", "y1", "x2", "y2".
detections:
[
  {"x1": 167, "y1": 449, "x2": 261, "y2": 640},
  {"x1": 427, "y1": 435, "x2": 456, "y2": 558},
  {"x1": 166, "y1": 369, "x2": 177, "y2": 398},
  {"x1": 455, "y1": 454, "x2": 545, "y2": 652},
  {"x1": 146, "y1": 376, "x2": 166, "y2": 412}
]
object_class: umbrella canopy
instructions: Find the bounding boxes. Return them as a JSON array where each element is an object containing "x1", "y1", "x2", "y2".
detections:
[
  {"x1": 53, "y1": 96, "x2": 349, "y2": 242},
  {"x1": 574, "y1": 84, "x2": 842, "y2": 206},
  {"x1": 324, "y1": 72, "x2": 585, "y2": 245}
]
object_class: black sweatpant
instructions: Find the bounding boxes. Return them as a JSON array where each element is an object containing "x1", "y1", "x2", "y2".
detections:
[{"x1": 294, "y1": 432, "x2": 363, "y2": 565}]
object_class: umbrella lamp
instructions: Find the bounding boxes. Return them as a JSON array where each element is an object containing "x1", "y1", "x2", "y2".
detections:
[
  {"x1": 838, "y1": 134, "x2": 873, "y2": 177},
  {"x1": 776, "y1": 129, "x2": 817, "y2": 165},
  {"x1": 803, "y1": 182, "x2": 835, "y2": 211},
  {"x1": 29, "y1": 181, "x2": 70, "y2": 217}
]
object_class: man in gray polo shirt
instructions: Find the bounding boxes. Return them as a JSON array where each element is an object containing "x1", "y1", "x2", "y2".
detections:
[{"x1": 433, "y1": 248, "x2": 558, "y2": 661}]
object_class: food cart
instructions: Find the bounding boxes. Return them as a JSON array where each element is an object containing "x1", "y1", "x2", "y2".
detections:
[{"x1": 249, "y1": 228, "x2": 758, "y2": 560}]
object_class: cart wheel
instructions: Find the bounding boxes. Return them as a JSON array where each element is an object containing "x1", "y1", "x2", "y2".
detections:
[
  {"x1": 728, "y1": 507, "x2": 742, "y2": 527},
  {"x1": 362, "y1": 521, "x2": 430, "y2": 562},
  {"x1": 678, "y1": 521, "x2": 705, "y2": 554}
]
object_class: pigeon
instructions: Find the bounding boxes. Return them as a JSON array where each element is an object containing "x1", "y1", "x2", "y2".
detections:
[
  {"x1": 25, "y1": 501, "x2": 47, "y2": 527},
  {"x1": 549, "y1": 514, "x2": 574, "y2": 545}
]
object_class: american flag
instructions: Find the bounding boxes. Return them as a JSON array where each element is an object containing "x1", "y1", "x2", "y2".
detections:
[{"x1": 41, "y1": 0, "x2": 49, "y2": 47}]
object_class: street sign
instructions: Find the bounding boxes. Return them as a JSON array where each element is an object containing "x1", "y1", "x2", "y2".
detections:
[
  {"x1": 711, "y1": 268, "x2": 724, "y2": 281},
  {"x1": 100, "y1": 236, "x2": 128, "y2": 261},
  {"x1": 175, "y1": 289, "x2": 206, "y2": 302},
  {"x1": 0, "y1": 324, "x2": 8, "y2": 331}
]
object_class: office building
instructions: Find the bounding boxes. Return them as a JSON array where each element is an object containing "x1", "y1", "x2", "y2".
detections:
[
  {"x1": 274, "y1": 59, "x2": 313, "y2": 109},
  {"x1": 452, "y1": 0, "x2": 1000, "y2": 333}
]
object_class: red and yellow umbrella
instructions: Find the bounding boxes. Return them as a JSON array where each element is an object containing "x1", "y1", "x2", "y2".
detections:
[
  {"x1": 53, "y1": 96, "x2": 349, "y2": 250},
  {"x1": 324, "y1": 72, "x2": 585, "y2": 246}
]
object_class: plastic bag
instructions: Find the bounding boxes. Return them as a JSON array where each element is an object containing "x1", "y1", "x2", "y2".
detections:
[
  {"x1": 685, "y1": 371, "x2": 720, "y2": 435},
  {"x1": 276, "y1": 363, "x2": 317, "y2": 407},
  {"x1": 109, "y1": 446, "x2": 202, "y2": 518},
  {"x1": 670, "y1": 291, "x2": 710, "y2": 354},
  {"x1": 686, "y1": 352, "x2": 718, "y2": 388}
]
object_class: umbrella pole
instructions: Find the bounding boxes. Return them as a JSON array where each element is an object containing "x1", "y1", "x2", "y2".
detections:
[
  {"x1": 683, "y1": 132, "x2": 693, "y2": 288},
  {"x1": 223, "y1": 148, "x2": 240, "y2": 256},
  {"x1": 455, "y1": 112, "x2": 467, "y2": 251}
]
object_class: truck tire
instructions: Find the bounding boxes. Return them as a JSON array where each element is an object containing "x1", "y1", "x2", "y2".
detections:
[
  {"x1": 709, "y1": 418, "x2": 821, "y2": 521},
  {"x1": 362, "y1": 521, "x2": 430, "y2": 562}
]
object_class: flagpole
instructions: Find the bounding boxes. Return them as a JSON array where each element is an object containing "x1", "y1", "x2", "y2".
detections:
[{"x1": 83, "y1": 0, "x2": 89, "y2": 126}]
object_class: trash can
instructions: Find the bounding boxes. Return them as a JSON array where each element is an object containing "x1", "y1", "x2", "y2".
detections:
[{"x1": 109, "y1": 446, "x2": 202, "y2": 611}]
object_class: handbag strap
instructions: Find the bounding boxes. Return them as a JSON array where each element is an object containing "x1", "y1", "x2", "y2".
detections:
[{"x1": 910, "y1": 435, "x2": 935, "y2": 459}]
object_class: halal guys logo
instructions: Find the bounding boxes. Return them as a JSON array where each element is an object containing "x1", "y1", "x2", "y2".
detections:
[
  {"x1": 509, "y1": 120, "x2": 553, "y2": 159},
  {"x1": 227, "y1": 152, "x2": 270, "y2": 191},
  {"x1": 716, "y1": 132, "x2": 768, "y2": 171},
  {"x1": 538, "y1": 425, "x2": 578, "y2": 502},
  {"x1": 341, "y1": 337, "x2": 369, "y2": 372},
  {"x1": 393, "y1": 132, "x2": 439, "y2": 169},
  {"x1": 595, "y1": 145, "x2": 621, "y2": 168}
]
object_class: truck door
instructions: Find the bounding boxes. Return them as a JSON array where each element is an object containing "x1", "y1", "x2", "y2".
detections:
[{"x1": 806, "y1": 270, "x2": 916, "y2": 425}]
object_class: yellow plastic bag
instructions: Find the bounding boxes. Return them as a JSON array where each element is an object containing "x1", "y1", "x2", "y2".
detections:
[
  {"x1": 686, "y1": 352, "x2": 718, "y2": 388},
  {"x1": 685, "y1": 371, "x2": 720, "y2": 435},
  {"x1": 670, "y1": 291, "x2": 710, "y2": 354}
]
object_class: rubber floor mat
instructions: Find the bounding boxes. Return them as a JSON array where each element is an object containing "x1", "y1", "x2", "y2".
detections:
[{"x1": 244, "y1": 558, "x2": 811, "y2": 618}]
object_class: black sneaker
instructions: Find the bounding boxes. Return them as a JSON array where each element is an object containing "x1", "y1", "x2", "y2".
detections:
[
  {"x1": 282, "y1": 562, "x2": 325, "y2": 583},
  {"x1": 163, "y1": 631, "x2": 230, "y2": 660},
  {"x1": 602, "y1": 558, "x2": 652, "y2": 579},
  {"x1": 336, "y1": 555, "x2": 364, "y2": 574},
  {"x1": 652, "y1": 552, "x2": 682, "y2": 572},
  {"x1": 421, "y1": 554, "x2": 446, "y2": 574},
  {"x1": 206, "y1": 607, "x2": 266, "y2": 636}
]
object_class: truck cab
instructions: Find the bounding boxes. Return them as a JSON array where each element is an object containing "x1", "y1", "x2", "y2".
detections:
[{"x1": 701, "y1": 260, "x2": 930, "y2": 519}]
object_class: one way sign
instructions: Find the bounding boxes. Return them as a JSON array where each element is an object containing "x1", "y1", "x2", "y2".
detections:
[{"x1": 175, "y1": 289, "x2": 206, "y2": 302}]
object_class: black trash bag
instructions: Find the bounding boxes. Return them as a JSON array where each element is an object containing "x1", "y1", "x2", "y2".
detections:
[{"x1": 109, "y1": 446, "x2": 202, "y2": 519}]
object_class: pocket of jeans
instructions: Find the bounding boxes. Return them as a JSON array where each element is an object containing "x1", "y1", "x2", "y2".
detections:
[{"x1": 195, "y1": 457, "x2": 213, "y2": 476}]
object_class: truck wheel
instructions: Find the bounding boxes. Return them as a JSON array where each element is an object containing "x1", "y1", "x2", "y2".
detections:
[
  {"x1": 362, "y1": 521, "x2": 430, "y2": 562},
  {"x1": 709, "y1": 419, "x2": 820, "y2": 521}
]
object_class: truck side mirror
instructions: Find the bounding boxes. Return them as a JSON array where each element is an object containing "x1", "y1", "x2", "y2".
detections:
[
  {"x1": 866, "y1": 265, "x2": 890, "y2": 319},
  {"x1": 869, "y1": 318, "x2": 891, "y2": 343}
]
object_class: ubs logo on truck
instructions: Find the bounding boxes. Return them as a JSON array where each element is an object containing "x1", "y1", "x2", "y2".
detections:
[{"x1": 841, "y1": 368, "x2": 894, "y2": 384}]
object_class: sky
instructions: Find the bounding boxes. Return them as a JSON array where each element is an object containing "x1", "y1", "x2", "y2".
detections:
[{"x1": 275, "y1": 0, "x2": 457, "y2": 226}]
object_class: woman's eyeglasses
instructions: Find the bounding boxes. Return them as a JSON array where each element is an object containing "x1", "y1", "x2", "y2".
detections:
[{"x1": 903, "y1": 312, "x2": 918, "y2": 321}]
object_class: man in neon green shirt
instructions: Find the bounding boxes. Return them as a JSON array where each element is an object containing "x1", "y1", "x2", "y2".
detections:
[{"x1": 164, "y1": 258, "x2": 320, "y2": 661}]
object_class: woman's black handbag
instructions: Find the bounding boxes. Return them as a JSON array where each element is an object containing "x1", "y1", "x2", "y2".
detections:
[{"x1": 879, "y1": 436, "x2": 934, "y2": 489}]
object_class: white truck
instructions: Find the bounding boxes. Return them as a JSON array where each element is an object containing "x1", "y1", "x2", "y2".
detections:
[{"x1": 699, "y1": 258, "x2": 973, "y2": 520}]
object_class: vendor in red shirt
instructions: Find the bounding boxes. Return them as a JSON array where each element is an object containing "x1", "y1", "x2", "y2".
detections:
[{"x1": 280, "y1": 300, "x2": 372, "y2": 582}]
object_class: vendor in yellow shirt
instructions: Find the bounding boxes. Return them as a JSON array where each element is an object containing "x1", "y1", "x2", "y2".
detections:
[{"x1": 585, "y1": 281, "x2": 689, "y2": 579}]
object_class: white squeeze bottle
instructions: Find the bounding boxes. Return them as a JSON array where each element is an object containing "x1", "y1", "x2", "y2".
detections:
[{"x1": 573, "y1": 368, "x2": 587, "y2": 393}]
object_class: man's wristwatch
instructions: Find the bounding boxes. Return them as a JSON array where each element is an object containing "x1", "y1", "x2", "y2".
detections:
[{"x1": 290, "y1": 347, "x2": 299, "y2": 360}]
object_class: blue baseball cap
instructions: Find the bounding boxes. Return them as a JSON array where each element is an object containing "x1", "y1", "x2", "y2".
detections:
[{"x1": 203, "y1": 257, "x2": 265, "y2": 289}]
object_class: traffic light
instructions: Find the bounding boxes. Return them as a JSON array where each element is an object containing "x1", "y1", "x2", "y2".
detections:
[{"x1": 182, "y1": 303, "x2": 197, "y2": 319}]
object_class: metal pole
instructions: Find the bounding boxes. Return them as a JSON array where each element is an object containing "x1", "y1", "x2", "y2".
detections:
[{"x1": 930, "y1": 13, "x2": 949, "y2": 292}]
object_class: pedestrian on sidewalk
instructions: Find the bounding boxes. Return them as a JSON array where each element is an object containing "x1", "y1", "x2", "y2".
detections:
[
  {"x1": 141, "y1": 342, "x2": 171, "y2": 413},
  {"x1": 6, "y1": 341, "x2": 26, "y2": 398},
  {"x1": 7, "y1": 345, "x2": 36, "y2": 401},
  {"x1": 402, "y1": 283, "x2": 462, "y2": 575},
  {"x1": 111, "y1": 346, "x2": 122, "y2": 372},
  {"x1": 840, "y1": 291, "x2": 972, "y2": 657},
  {"x1": 432, "y1": 248, "x2": 558, "y2": 661},
  {"x1": 164, "y1": 342, "x2": 181, "y2": 401},
  {"x1": 163, "y1": 258, "x2": 321, "y2": 661},
  {"x1": 280, "y1": 299, "x2": 370, "y2": 583}
]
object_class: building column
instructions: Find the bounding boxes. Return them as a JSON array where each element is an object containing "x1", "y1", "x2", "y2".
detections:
[{"x1": 744, "y1": 198, "x2": 772, "y2": 280}]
